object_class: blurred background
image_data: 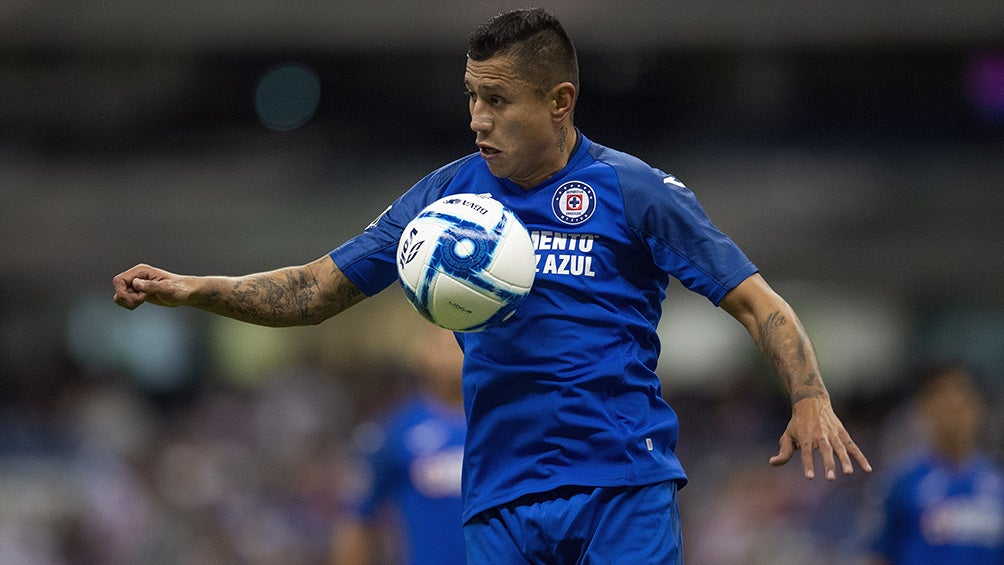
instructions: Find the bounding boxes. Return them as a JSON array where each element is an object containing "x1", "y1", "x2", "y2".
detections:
[{"x1": 2, "y1": 1, "x2": 1003, "y2": 563}]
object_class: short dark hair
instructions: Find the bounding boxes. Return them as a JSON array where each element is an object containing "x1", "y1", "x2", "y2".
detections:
[{"x1": 468, "y1": 7, "x2": 579, "y2": 93}]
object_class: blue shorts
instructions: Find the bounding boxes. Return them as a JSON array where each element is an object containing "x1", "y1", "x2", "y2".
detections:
[{"x1": 464, "y1": 480, "x2": 683, "y2": 564}]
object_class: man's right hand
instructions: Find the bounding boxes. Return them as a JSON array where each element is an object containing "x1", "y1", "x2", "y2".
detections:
[{"x1": 113, "y1": 264, "x2": 193, "y2": 310}]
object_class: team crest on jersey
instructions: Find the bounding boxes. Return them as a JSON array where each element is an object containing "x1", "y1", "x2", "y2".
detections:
[{"x1": 551, "y1": 181, "x2": 596, "y2": 225}]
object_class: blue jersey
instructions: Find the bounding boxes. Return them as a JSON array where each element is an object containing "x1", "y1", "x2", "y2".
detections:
[
  {"x1": 354, "y1": 395, "x2": 467, "y2": 565},
  {"x1": 871, "y1": 452, "x2": 1004, "y2": 565},
  {"x1": 331, "y1": 132, "x2": 758, "y2": 522}
]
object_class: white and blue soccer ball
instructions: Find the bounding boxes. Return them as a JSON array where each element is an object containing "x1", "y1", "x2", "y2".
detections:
[{"x1": 397, "y1": 193, "x2": 535, "y2": 332}]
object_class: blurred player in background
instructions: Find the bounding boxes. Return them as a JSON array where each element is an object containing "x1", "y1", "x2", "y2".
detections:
[
  {"x1": 113, "y1": 7, "x2": 870, "y2": 563},
  {"x1": 868, "y1": 363, "x2": 1004, "y2": 564},
  {"x1": 332, "y1": 326, "x2": 466, "y2": 565}
]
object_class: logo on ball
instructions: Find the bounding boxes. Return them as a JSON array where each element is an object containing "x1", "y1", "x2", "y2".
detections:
[{"x1": 399, "y1": 227, "x2": 425, "y2": 269}]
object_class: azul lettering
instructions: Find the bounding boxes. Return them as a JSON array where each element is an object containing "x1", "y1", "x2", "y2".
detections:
[
  {"x1": 530, "y1": 230, "x2": 599, "y2": 278},
  {"x1": 530, "y1": 230, "x2": 596, "y2": 252},
  {"x1": 530, "y1": 229, "x2": 598, "y2": 278},
  {"x1": 536, "y1": 254, "x2": 596, "y2": 277}
]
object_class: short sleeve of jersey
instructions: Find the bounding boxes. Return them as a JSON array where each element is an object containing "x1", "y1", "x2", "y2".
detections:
[
  {"x1": 328, "y1": 155, "x2": 478, "y2": 296},
  {"x1": 604, "y1": 147, "x2": 757, "y2": 304}
]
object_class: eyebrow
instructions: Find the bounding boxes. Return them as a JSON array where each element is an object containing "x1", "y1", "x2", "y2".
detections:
[{"x1": 464, "y1": 80, "x2": 508, "y2": 93}]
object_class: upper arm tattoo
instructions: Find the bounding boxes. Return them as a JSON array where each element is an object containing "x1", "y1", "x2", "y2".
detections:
[{"x1": 323, "y1": 262, "x2": 367, "y2": 316}]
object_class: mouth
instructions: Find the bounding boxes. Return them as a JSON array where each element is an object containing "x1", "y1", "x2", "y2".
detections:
[{"x1": 477, "y1": 143, "x2": 501, "y2": 157}]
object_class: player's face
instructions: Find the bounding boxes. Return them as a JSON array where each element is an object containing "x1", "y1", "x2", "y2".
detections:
[
  {"x1": 414, "y1": 326, "x2": 464, "y2": 404},
  {"x1": 465, "y1": 55, "x2": 564, "y2": 188},
  {"x1": 921, "y1": 371, "x2": 984, "y2": 449}
]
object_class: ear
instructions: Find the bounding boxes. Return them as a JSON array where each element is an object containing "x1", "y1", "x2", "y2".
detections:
[{"x1": 550, "y1": 82, "x2": 576, "y2": 122}]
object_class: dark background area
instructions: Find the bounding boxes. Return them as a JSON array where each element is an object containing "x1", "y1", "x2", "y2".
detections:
[{"x1": 1, "y1": 2, "x2": 1002, "y2": 563}]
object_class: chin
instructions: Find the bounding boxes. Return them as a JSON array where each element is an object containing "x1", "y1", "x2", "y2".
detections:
[{"x1": 485, "y1": 163, "x2": 508, "y2": 179}]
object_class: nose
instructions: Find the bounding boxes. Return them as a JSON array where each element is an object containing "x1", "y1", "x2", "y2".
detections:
[{"x1": 470, "y1": 101, "x2": 492, "y2": 133}]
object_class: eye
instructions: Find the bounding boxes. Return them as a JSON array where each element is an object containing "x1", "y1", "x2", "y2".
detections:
[{"x1": 464, "y1": 90, "x2": 505, "y2": 106}]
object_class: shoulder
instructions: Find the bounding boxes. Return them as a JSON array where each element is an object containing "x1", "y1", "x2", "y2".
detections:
[
  {"x1": 876, "y1": 465, "x2": 924, "y2": 508},
  {"x1": 885, "y1": 454, "x2": 937, "y2": 491},
  {"x1": 586, "y1": 141, "x2": 668, "y2": 190},
  {"x1": 379, "y1": 153, "x2": 484, "y2": 228},
  {"x1": 970, "y1": 454, "x2": 1004, "y2": 483},
  {"x1": 421, "y1": 152, "x2": 483, "y2": 187},
  {"x1": 584, "y1": 139, "x2": 712, "y2": 239},
  {"x1": 385, "y1": 397, "x2": 433, "y2": 427},
  {"x1": 585, "y1": 140, "x2": 693, "y2": 206}
]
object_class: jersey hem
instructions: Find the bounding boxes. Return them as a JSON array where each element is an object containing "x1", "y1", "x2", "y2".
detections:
[{"x1": 461, "y1": 470, "x2": 688, "y2": 524}]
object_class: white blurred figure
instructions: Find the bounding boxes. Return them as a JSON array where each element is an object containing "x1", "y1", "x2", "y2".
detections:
[
  {"x1": 332, "y1": 326, "x2": 466, "y2": 565},
  {"x1": 868, "y1": 363, "x2": 1004, "y2": 564}
]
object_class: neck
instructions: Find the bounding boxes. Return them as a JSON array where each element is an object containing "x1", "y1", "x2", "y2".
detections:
[
  {"x1": 935, "y1": 437, "x2": 975, "y2": 464},
  {"x1": 558, "y1": 124, "x2": 576, "y2": 155},
  {"x1": 513, "y1": 126, "x2": 578, "y2": 189}
]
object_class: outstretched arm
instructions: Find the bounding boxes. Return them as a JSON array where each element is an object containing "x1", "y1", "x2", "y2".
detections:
[
  {"x1": 719, "y1": 273, "x2": 872, "y2": 480},
  {"x1": 112, "y1": 255, "x2": 367, "y2": 327}
]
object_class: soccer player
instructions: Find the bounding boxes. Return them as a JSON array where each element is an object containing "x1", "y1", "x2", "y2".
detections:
[
  {"x1": 114, "y1": 7, "x2": 871, "y2": 563},
  {"x1": 868, "y1": 364, "x2": 1004, "y2": 564},
  {"x1": 332, "y1": 327, "x2": 467, "y2": 565}
]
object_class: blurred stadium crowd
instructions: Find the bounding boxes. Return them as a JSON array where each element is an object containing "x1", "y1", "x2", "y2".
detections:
[
  {"x1": 2, "y1": 2, "x2": 1003, "y2": 563},
  {"x1": 2, "y1": 324, "x2": 1000, "y2": 564}
]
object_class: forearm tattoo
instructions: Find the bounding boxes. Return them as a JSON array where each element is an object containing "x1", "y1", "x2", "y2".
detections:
[
  {"x1": 240, "y1": 271, "x2": 316, "y2": 324},
  {"x1": 201, "y1": 270, "x2": 326, "y2": 326},
  {"x1": 756, "y1": 310, "x2": 827, "y2": 404}
]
